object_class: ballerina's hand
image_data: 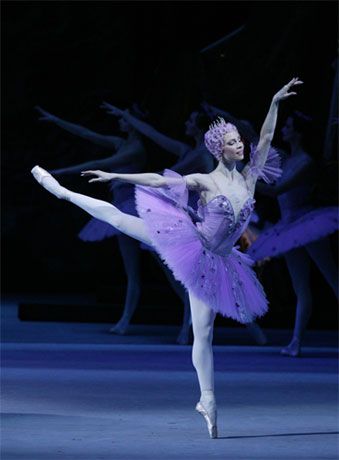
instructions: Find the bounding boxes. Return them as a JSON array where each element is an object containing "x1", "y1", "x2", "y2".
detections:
[
  {"x1": 35, "y1": 106, "x2": 58, "y2": 121},
  {"x1": 81, "y1": 170, "x2": 115, "y2": 183},
  {"x1": 100, "y1": 102, "x2": 124, "y2": 117},
  {"x1": 272, "y1": 77, "x2": 303, "y2": 103}
]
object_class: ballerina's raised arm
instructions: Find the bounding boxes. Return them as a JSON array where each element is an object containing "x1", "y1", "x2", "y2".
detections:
[{"x1": 243, "y1": 77, "x2": 303, "y2": 191}]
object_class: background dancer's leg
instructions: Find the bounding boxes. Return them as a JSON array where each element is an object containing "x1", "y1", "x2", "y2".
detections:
[
  {"x1": 176, "y1": 293, "x2": 192, "y2": 345},
  {"x1": 109, "y1": 235, "x2": 141, "y2": 335},
  {"x1": 245, "y1": 321, "x2": 268, "y2": 345},
  {"x1": 306, "y1": 238, "x2": 339, "y2": 298},
  {"x1": 151, "y1": 253, "x2": 192, "y2": 344},
  {"x1": 283, "y1": 248, "x2": 312, "y2": 357}
]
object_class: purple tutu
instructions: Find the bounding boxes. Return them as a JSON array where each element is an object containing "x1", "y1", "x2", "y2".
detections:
[
  {"x1": 135, "y1": 170, "x2": 268, "y2": 324},
  {"x1": 247, "y1": 207, "x2": 339, "y2": 261}
]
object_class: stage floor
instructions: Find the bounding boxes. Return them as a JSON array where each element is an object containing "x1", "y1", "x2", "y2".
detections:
[{"x1": 1, "y1": 295, "x2": 338, "y2": 459}]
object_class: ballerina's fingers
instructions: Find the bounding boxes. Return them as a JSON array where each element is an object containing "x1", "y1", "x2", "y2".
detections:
[
  {"x1": 80, "y1": 170, "x2": 97, "y2": 177},
  {"x1": 81, "y1": 170, "x2": 110, "y2": 183},
  {"x1": 284, "y1": 78, "x2": 303, "y2": 90},
  {"x1": 288, "y1": 77, "x2": 303, "y2": 87},
  {"x1": 80, "y1": 170, "x2": 100, "y2": 180},
  {"x1": 281, "y1": 91, "x2": 298, "y2": 100}
]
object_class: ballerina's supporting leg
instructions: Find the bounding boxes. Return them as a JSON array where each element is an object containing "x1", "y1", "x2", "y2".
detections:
[
  {"x1": 32, "y1": 167, "x2": 216, "y2": 435},
  {"x1": 109, "y1": 235, "x2": 142, "y2": 334},
  {"x1": 188, "y1": 290, "x2": 217, "y2": 438},
  {"x1": 282, "y1": 248, "x2": 312, "y2": 357}
]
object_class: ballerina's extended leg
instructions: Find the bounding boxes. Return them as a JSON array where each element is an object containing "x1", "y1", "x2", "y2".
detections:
[{"x1": 31, "y1": 166, "x2": 152, "y2": 246}]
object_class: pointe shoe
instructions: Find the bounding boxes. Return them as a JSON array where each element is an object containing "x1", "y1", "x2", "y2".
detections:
[
  {"x1": 195, "y1": 401, "x2": 218, "y2": 439},
  {"x1": 31, "y1": 165, "x2": 49, "y2": 183},
  {"x1": 280, "y1": 338, "x2": 301, "y2": 357},
  {"x1": 31, "y1": 165, "x2": 68, "y2": 200}
]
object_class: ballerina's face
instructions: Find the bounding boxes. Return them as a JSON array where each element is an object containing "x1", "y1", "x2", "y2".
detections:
[{"x1": 222, "y1": 131, "x2": 244, "y2": 162}]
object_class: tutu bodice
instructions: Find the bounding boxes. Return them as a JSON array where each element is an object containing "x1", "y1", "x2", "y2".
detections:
[{"x1": 195, "y1": 195, "x2": 255, "y2": 256}]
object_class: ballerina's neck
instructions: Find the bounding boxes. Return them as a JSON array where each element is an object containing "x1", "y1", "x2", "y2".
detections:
[{"x1": 215, "y1": 159, "x2": 237, "y2": 180}]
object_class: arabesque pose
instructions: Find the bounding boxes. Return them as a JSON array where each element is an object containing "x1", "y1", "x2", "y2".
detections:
[{"x1": 31, "y1": 78, "x2": 301, "y2": 438}]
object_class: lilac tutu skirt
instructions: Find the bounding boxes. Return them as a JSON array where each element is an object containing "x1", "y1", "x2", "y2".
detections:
[
  {"x1": 247, "y1": 207, "x2": 339, "y2": 261},
  {"x1": 135, "y1": 172, "x2": 268, "y2": 323}
]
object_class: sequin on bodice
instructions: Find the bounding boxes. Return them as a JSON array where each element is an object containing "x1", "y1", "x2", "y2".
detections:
[{"x1": 195, "y1": 195, "x2": 255, "y2": 256}]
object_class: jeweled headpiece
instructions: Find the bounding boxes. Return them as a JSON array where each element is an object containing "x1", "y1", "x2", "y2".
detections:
[{"x1": 204, "y1": 117, "x2": 238, "y2": 160}]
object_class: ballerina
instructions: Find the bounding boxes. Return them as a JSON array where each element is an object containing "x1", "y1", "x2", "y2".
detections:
[
  {"x1": 102, "y1": 103, "x2": 270, "y2": 345},
  {"x1": 31, "y1": 78, "x2": 301, "y2": 438},
  {"x1": 247, "y1": 110, "x2": 338, "y2": 357}
]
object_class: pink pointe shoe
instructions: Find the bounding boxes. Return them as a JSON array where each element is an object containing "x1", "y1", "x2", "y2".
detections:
[
  {"x1": 195, "y1": 401, "x2": 218, "y2": 439},
  {"x1": 31, "y1": 165, "x2": 68, "y2": 200}
]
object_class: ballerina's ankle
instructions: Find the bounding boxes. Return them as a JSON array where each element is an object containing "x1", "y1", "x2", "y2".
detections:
[
  {"x1": 201, "y1": 389, "x2": 215, "y2": 401},
  {"x1": 41, "y1": 176, "x2": 70, "y2": 201}
]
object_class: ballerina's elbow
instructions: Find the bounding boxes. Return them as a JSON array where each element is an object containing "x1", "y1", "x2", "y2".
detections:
[{"x1": 260, "y1": 132, "x2": 274, "y2": 144}]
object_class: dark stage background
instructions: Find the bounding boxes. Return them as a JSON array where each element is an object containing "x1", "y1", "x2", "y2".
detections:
[{"x1": 2, "y1": 1, "x2": 338, "y2": 329}]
